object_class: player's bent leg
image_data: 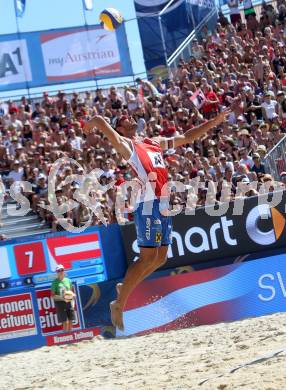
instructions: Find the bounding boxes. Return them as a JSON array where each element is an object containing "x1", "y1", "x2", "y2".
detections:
[
  {"x1": 116, "y1": 246, "x2": 167, "y2": 299},
  {"x1": 155, "y1": 245, "x2": 168, "y2": 267},
  {"x1": 134, "y1": 245, "x2": 168, "y2": 282},
  {"x1": 111, "y1": 246, "x2": 159, "y2": 331}
]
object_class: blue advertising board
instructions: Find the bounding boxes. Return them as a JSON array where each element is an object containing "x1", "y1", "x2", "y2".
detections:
[
  {"x1": 2, "y1": 245, "x2": 286, "y2": 352},
  {"x1": 115, "y1": 251, "x2": 286, "y2": 336},
  {"x1": 78, "y1": 250, "x2": 286, "y2": 337},
  {"x1": 0, "y1": 24, "x2": 132, "y2": 91}
]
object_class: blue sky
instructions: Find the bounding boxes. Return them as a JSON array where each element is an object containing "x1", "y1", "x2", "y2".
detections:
[{"x1": 0, "y1": 0, "x2": 146, "y2": 98}]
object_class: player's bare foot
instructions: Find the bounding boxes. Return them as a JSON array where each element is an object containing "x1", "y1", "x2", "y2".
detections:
[
  {"x1": 110, "y1": 300, "x2": 124, "y2": 331},
  {"x1": 116, "y1": 283, "x2": 123, "y2": 297}
]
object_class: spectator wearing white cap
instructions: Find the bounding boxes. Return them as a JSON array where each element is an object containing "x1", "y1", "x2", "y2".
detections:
[
  {"x1": 7, "y1": 160, "x2": 24, "y2": 184},
  {"x1": 51, "y1": 264, "x2": 76, "y2": 332}
]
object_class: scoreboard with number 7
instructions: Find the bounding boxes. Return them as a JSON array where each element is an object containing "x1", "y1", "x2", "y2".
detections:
[{"x1": 0, "y1": 230, "x2": 107, "y2": 287}]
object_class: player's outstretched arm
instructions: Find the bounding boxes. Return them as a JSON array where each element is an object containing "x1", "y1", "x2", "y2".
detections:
[
  {"x1": 83, "y1": 115, "x2": 132, "y2": 160},
  {"x1": 159, "y1": 110, "x2": 230, "y2": 150}
]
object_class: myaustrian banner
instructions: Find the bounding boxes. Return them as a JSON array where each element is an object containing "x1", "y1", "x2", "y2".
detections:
[{"x1": 0, "y1": 24, "x2": 132, "y2": 91}]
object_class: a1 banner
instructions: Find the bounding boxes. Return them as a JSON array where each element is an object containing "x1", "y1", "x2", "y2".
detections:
[
  {"x1": 0, "y1": 293, "x2": 37, "y2": 340},
  {"x1": 36, "y1": 288, "x2": 81, "y2": 334}
]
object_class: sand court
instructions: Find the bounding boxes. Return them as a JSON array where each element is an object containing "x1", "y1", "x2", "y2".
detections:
[{"x1": 1, "y1": 312, "x2": 286, "y2": 390}]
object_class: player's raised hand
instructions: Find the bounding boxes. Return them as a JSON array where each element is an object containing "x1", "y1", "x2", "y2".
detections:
[
  {"x1": 211, "y1": 109, "x2": 231, "y2": 126},
  {"x1": 83, "y1": 118, "x2": 95, "y2": 135}
]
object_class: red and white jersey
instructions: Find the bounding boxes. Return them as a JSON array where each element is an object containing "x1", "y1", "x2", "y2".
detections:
[{"x1": 127, "y1": 137, "x2": 168, "y2": 200}]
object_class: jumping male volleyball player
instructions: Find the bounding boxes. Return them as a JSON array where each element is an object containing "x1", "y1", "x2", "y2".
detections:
[{"x1": 84, "y1": 109, "x2": 229, "y2": 331}]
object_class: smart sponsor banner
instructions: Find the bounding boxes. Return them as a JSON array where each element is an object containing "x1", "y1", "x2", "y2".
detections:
[
  {"x1": 116, "y1": 251, "x2": 286, "y2": 337},
  {"x1": 121, "y1": 191, "x2": 286, "y2": 269},
  {"x1": 0, "y1": 24, "x2": 132, "y2": 91}
]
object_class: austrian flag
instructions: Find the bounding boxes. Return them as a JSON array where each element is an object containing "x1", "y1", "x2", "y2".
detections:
[{"x1": 46, "y1": 233, "x2": 101, "y2": 271}]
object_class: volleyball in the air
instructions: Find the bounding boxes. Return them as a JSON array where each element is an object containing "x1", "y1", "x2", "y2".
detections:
[{"x1": 99, "y1": 8, "x2": 124, "y2": 31}]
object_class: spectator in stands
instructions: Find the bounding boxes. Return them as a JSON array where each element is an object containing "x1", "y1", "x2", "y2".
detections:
[
  {"x1": 2, "y1": 7, "x2": 286, "y2": 240},
  {"x1": 280, "y1": 171, "x2": 286, "y2": 187},
  {"x1": 250, "y1": 153, "x2": 266, "y2": 175}
]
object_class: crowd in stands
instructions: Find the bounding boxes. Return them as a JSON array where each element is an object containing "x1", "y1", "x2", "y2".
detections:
[{"x1": 1, "y1": 0, "x2": 286, "y2": 233}]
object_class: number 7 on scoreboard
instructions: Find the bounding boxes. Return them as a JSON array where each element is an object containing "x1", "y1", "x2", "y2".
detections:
[{"x1": 13, "y1": 242, "x2": 47, "y2": 275}]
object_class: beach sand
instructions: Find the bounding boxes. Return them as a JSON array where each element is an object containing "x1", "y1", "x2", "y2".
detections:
[{"x1": 1, "y1": 312, "x2": 286, "y2": 390}]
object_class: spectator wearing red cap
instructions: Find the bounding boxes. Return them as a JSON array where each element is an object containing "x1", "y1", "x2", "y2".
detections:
[{"x1": 160, "y1": 119, "x2": 177, "y2": 137}]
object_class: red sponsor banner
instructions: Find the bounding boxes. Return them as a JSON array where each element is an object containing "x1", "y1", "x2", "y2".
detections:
[
  {"x1": 0, "y1": 293, "x2": 37, "y2": 340},
  {"x1": 46, "y1": 328, "x2": 100, "y2": 346},
  {"x1": 36, "y1": 289, "x2": 81, "y2": 334}
]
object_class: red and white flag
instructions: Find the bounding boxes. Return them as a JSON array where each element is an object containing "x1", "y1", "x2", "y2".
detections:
[
  {"x1": 189, "y1": 89, "x2": 206, "y2": 109},
  {"x1": 46, "y1": 233, "x2": 101, "y2": 271}
]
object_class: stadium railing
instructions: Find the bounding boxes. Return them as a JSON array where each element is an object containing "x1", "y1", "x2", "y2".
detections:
[
  {"x1": 167, "y1": 7, "x2": 218, "y2": 74},
  {"x1": 264, "y1": 135, "x2": 286, "y2": 180}
]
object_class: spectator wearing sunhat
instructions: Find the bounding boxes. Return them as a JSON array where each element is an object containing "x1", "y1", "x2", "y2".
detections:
[{"x1": 256, "y1": 145, "x2": 267, "y2": 162}]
